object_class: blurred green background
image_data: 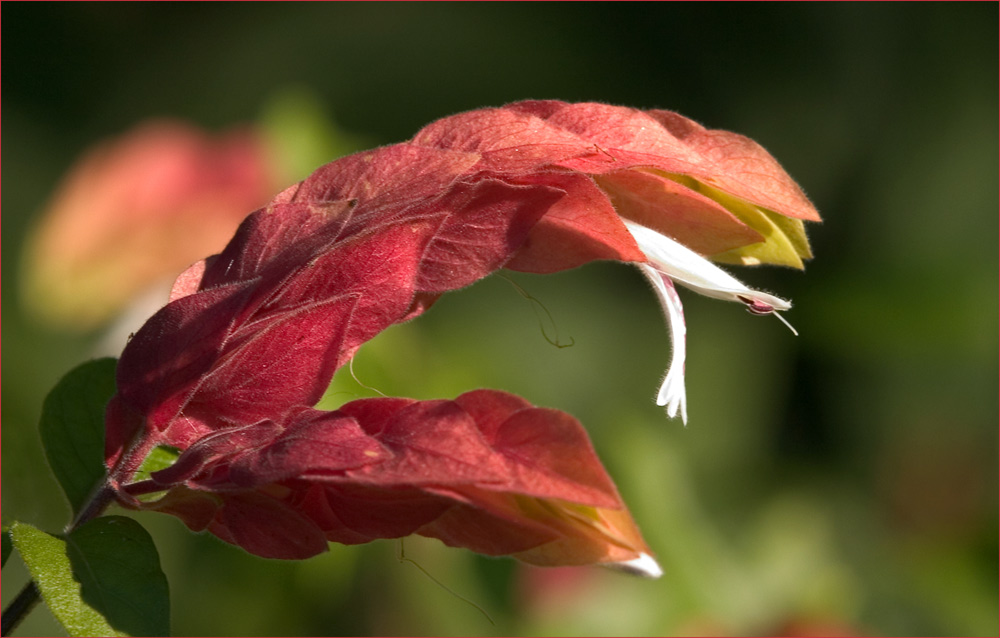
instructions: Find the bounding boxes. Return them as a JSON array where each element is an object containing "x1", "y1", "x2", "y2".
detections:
[{"x1": 3, "y1": 3, "x2": 997, "y2": 636}]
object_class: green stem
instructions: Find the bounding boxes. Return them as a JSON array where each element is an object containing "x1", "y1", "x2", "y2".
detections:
[
  {"x1": 68, "y1": 483, "x2": 116, "y2": 532},
  {"x1": 1, "y1": 582, "x2": 40, "y2": 637}
]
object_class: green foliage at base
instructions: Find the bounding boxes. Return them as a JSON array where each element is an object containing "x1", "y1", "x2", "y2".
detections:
[{"x1": 10, "y1": 517, "x2": 169, "y2": 637}]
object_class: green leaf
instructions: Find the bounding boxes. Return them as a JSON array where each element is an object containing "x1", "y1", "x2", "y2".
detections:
[
  {"x1": 40, "y1": 358, "x2": 118, "y2": 517},
  {"x1": 66, "y1": 517, "x2": 170, "y2": 637},
  {"x1": 11, "y1": 518, "x2": 170, "y2": 637},
  {"x1": 2, "y1": 525, "x2": 12, "y2": 568},
  {"x1": 11, "y1": 521, "x2": 122, "y2": 636},
  {"x1": 130, "y1": 445, "x2": 182, "y2": 503},
  {"x1": 132, "y1": 445, "x2": 181, "y2": 484}
]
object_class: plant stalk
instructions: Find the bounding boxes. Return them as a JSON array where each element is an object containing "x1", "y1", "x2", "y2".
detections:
[{"x1": 1, "y1": 582, "x2": 40, "y2": 637}]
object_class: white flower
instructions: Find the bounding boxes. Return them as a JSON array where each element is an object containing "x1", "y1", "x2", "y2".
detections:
[{"x1": 624, "y1": 220, "x2": 796, "y2": 424}]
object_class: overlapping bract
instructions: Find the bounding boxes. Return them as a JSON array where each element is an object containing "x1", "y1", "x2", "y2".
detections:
[
  {"x1": 132, "y1": 390, "x2": 646, "y2": 567},
  {"x1": 105, "y1": 101, "x2": 818, "y2": 570}
]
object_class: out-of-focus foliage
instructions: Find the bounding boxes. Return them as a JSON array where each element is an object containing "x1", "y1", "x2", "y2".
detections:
[{"x1": 3, "y1": 3, "x2": 996, "y2": 636}]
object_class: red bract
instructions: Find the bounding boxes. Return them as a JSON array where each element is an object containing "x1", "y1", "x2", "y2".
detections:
[
  {"x1": 122, "y1": 390, "x2": 649, "y2": 568},
  {"x1": 106, "y1": 101, "x2": 820, "y2": 574}
]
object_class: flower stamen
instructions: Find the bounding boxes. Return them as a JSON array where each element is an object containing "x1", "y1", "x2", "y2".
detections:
[{"x1": 736, "y1": 295, "x2": 798, "y2": 335}]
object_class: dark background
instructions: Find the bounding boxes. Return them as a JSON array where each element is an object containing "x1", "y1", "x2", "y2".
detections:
[{"x1": 3, "y1": 3, "x2": 997, "y2": 635}]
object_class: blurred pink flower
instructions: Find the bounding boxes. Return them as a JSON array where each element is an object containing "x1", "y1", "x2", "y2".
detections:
[{"x1": 21, "y1": 120, "x2": 278, "y2": 330}]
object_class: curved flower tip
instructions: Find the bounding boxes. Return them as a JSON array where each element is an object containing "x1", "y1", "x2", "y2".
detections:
[
  {"x1": 608, "y1": 552, "x2": 664, "y2": 579},
  {"x1": 494, "y1": 495, "x2": 658, "y2": 574}
]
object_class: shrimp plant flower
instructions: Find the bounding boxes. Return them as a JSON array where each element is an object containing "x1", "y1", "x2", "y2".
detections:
[{"x1": 102, "y1": 101, "x2": 819, "y2": 579}]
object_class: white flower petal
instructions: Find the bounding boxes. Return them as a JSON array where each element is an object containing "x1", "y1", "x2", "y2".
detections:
[
  {"x1": 625, "y1": 221, "x2": 801, "y2": 424},
  {"x1": 638, "y1": 263, "x2": 688, "y2": 424},
  {"x1": 624, "y1": 220, "x2": 792, "y2": 313},
  {"x1": 606, "y1": 552, "x2": 663, "y2": 579}
]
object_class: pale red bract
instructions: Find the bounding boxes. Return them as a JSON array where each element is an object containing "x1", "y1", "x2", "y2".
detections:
[
  {"x1": 105, "y1": 101, "x2": 819, "y2": 573},
  {"x1": 22, "y1": 121, "x2": 276, "y2": 330}
]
